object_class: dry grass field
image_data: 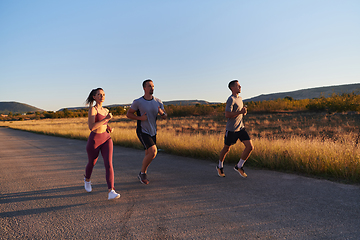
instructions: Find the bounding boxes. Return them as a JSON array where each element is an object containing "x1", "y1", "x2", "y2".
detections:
[{"x1": 1, "y1": 111, "x2": 359, "y2": 183}]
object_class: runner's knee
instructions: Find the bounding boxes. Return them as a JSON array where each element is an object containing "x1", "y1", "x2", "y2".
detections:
[{"x1": 147, "y1": 146, "x2": 157, "y2": 158}]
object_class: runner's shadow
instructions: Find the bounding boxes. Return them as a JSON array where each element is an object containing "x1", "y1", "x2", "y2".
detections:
[
  {"x1": 0, "y1": 203, "x2": 86, "y2": 218},
  {"x1": 0, "y1": 185, "x2": 109, "y2": 217},
  {"x1": 0, "y1": 184, "x2": 107, "y2": 204}
]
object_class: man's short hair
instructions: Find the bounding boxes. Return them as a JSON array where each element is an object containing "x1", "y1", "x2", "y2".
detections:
[
  {"x1": 228, "y1": 80, "x2": 238, "y2": 90},
  {"x1": 143, "y1": 79, "x2": 153, "y2": 88}
]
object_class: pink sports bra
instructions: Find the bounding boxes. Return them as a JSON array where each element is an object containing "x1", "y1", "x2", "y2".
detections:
[{"x1": 94, "y1": 107, "x2": 109, "y2": 125}]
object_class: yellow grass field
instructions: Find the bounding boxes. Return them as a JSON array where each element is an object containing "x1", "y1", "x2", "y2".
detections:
[{"x1": 1, "y1": 112, "x2": 359, "y2": 183}]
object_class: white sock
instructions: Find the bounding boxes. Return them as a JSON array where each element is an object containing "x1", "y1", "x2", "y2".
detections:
[
  {"x1": 237, "y1": 159, "x2": 245, "y2": 168},
  {"x1": 218, "y1": 160, "x2": 224, "y2": 168}
]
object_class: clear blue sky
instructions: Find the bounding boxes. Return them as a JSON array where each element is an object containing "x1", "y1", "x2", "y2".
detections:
[{"x1": 1, "y1": 0, "x2": 359, "y2": 111}]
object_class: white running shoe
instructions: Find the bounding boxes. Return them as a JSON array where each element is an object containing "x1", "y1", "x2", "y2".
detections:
[
  {"x1": 84, "y1": 178, "x2": 92, "y2": 192},
  {"x1": 108, "y1": 190, "x2": 120, "y2": 200}
]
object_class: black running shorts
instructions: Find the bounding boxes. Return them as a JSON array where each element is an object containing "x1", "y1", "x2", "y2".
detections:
[
  {"x1": 137, "y1": 130, "x2": 157, "y2": 150},
  {"x1": 224, "y1": 128, "x2": 250, "y2": 146}
]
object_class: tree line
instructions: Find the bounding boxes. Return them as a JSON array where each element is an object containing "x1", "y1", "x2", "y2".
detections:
[{"x1": 1, "y1": 92, "x2": 359, "y2": 121}]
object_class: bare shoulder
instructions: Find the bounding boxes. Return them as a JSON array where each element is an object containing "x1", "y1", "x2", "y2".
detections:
[{"x1": 89, "y1": 106, "x2": 97, "y2": 116}]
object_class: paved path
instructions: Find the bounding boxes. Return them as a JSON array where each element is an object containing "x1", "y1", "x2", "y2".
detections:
[{"x1": 0, "y1": 127, "x2": 359, "y2": 239}]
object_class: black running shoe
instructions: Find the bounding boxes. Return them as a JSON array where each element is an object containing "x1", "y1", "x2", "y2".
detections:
[{"x1": 138, "y1": 172, "x2": 149, "y2": 185}]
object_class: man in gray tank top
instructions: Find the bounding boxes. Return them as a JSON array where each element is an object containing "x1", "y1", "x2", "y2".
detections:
[
  {"x1": 126, "y1": 79, "x2": 167, "y2": 184},
  {"x1": 216, "y1": 80, "x2": 254, "y2": 178}
]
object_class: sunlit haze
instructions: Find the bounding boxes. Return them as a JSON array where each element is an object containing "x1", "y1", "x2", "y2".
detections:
[{"x1": 1, "y1": 0, "x2": 359, "y2": 111}]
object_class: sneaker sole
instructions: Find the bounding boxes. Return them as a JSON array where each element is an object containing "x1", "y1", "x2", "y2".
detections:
[{"x1": 234, "y1": 167, "x2": 247, "y2": 178}]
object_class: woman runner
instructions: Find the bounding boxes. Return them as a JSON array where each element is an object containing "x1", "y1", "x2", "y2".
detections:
[{"x1": 84, "y1": 88, "x2": 120, "y2": 200}]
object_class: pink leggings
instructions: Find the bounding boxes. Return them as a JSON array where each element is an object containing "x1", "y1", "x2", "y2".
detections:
[{"x1": 85, "y1": 131, "x2": 114, "y2": 189}]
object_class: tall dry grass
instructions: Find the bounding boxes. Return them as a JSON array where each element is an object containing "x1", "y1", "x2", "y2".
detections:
[
  {"x1": 1, "y1": 112, "x2": 359, "y2": 183},
  {"x1": 251, "y1": 136, "x2": 360, "y2": 182}
]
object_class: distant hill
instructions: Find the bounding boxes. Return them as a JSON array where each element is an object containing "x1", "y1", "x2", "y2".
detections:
[
  {"x1": 0, "y1": 102, "x2": 43, "y2": 114},
  {"x1": 4, "y1": 84, "x2": 359, "y2": 114},
  {"x1": 244, "y1": 83, "x2": 360, "y2": 102},
  {"x1": 164, "y1": 100, "x2": 221, "y2": 105},
  {"x1": 61, "y1": 84, "x2": 360, "y2": 111}
]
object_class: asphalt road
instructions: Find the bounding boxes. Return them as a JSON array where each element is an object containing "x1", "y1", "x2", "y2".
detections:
[{"x1": 0, "y1": 127, "x2": 359, "y2": 239}]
